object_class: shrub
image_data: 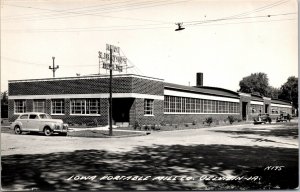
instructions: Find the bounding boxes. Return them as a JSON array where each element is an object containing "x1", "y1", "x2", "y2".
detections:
[
  {"x1": 160, "y1": 122, "x2": 166, "y2": 126},
  {"x1": 205, "y1": 117, "x2": 213, "y2": 126},
  {"x1": 185, "y1": 123, "x2": 189, "y2": 127},
  {"x1": 93, "y1": 118, "x2": 99, "y2": 126},
  {"x1": 144, "y1": 125, "x2": 150, "y2": 131},
  {"x1": 227, "y1": 115, "x2": 235, "y2": 124},
  {"x1": 133, "y1": 121, "x2": 140, "y2": 130},
  {"x1": 192, "y1": 120, "x2": 197, "y2": 125}
]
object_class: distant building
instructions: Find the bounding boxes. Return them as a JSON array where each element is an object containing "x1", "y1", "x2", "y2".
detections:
[{"x1": 8, "y1": 73, "x2": 292, "y2": 125}]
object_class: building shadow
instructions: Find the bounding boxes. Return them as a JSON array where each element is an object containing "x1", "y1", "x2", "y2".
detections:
[
  {"x1": 2, "y1": 144, "x2": 298, "y2": 191},
  {"x1": 213, "y1": 126, "x2": 298, "y2": 139}
]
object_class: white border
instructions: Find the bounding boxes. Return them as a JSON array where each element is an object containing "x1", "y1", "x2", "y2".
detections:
[
  {"x1": 270, "y1": 103, "x2": 292, "y2": 108},
  {"x1": 164, "y1": 112, "x2": 240, "y2": 115},
  {"x1": 250, "y1": 101, "x2": 264, "y2": 105},
  {"x1": 9, "y1": 93, "x2": 164, "y2": 100},
  {"x1": 164, "y1": 89, "x2": 239, "y2": 103}
]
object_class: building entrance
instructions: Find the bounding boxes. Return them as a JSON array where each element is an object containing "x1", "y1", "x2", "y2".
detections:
[
  {"x1": 112, "y1": 98, "x2": 134, "y2": 125},
  {"x1": 242, "y1": 102, "x2": 248, "y2": 121}
]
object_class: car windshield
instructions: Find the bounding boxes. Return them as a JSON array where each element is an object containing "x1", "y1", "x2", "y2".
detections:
[{"x1": 39, "y1": 114, "x2": 52, "y2": 119}]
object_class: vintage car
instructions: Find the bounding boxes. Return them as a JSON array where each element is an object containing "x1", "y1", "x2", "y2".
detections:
[
  {"x1": 253, "y1": 113, "x2": 272, "y2": 125},
  {"x1": 276, "y1": 112, "x2": 291, "y2": 122},
  {"x1": 10, "y1": 112, "x2": 68, "y2": 136}
]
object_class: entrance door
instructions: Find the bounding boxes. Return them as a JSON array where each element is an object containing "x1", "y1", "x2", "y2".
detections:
[
  {"x1": 265, "y1": 104, "x2": 269, "y2": 114},
  {"x1": 242, "y1": 102, "x2": 248, "y2": 121},
  {"x1": 112, "y1": 98, "x2": 134, "y2": 125}
]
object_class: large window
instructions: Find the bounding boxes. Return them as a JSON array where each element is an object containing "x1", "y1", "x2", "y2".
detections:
[
  {"x1": 14, "y1": 100, "x2": 26, "y2": 113},
  {"x1": 250, "y1": 104, "x2": 263, "y2": 114},
  {"x1": 164, "y1": 95, "x2": 239, "y2": 114},
  {"x1": 144, "y1": 99, "x2": 154, "y2": 115},
  {"x1": 33, "y1": 100, "x2": 45, "y2": 113},
  {"x1": 52, "y1": 99, "x2": 65, "y2": 114},
  {"x1": 70, "y1": 99, "x2": 100, "y2": 115}
]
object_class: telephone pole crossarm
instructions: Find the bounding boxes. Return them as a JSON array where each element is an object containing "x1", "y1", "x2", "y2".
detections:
[{"x1": 49, "y1": 57, "x2": 59, "y2": 78}]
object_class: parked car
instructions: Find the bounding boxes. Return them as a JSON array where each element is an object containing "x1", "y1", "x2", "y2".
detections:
[
  {"x1": 10, "y1": 112, "x2": 68, "y2": 136},
  {"x1": 276, "y1": 113, "x2": 291, "y2": 122},
  {"x1": 253, "y1": 113, "x2": 272, "y2": 124}
]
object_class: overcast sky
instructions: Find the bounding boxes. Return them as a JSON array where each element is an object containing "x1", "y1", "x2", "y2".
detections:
[{"x1": 1, "y1": 0, "x2": 298, "y2": 92}]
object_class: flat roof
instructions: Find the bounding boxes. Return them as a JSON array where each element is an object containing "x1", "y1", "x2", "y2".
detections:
[
  {"x1": 271, "y1": 99, "x2": 292, "y2": 106},
  {"x1": 164, "y1": 82, "x2": 240, "y2": 98},
  {"x1": 8, "y1": 74, "x2": 164, "y2": 83}
]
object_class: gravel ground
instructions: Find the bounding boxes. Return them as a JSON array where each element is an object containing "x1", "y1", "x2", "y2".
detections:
[{"x1": 1, "y1": 120, "x2": 298, "y2": 190}]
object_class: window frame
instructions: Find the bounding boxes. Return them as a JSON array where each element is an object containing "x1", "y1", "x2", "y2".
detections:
[
  {"x1": 51, "y1": 99, "x2": 65, "y2": 115},
  {"x1": 144, "y1": 99, "x2": 154, "y2": 116},
  {"x1": 14, "y1": 100, "x2": 26, "y2": 114},
  {"x1": 33, "y1": 100, "x2": 46, "y2": 113},
  {"x1": 70, "y1": 98, "x2": 101, "y2": 116}
]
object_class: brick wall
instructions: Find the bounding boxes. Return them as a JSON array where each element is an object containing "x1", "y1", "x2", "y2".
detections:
[
  {"x1": 129, "y1": 98, "x2": 164, "y2": 126},
  {"x1": 9, "y1": 76, "x2": 164, "y2": 96}
]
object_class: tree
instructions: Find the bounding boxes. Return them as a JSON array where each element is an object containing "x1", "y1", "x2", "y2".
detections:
[
  {"x1": 239, "y1": 73, "x2": 270, "y2": 96},
  {"x1": 267, "y1": 86, "x2": 280, "y2": 99},
  {"x1": 1, "y1": 91, "x2": 8, "y2": 105},
  {"x1": 278, "y1": 76, "x2": 298, "y2": 109}
]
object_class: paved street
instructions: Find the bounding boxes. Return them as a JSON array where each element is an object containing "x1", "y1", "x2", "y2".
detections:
[{"x1": 1, "y1": 120, "x2": 298, "y2": 190}]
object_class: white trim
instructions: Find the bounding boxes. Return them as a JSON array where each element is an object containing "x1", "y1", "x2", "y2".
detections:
[
  {"x1": 8, "y1": 74, "x2": 164, "y2": 83},
  {"x1": 270, "y1": 103, "x2": 292, "y2": 108},
  {"x1": 69, "y1": 114, "x2": 101, "y2": 116},
  {"x1": 164, "y1": 89, "x2": 239, "y2": 103},
  {"x1": 164, "y1": 112, "x2": 240, "y2": 115},
  {"x1": 9, "y1": 93, "x2": 164, "y2": 100},
  {"x1": 50, "y1": 114, "x2": 65, "y2": 116},
  {"x1": 250, "y1": 101, "x2": 264, "y2": 105},
  {"x1": 263, "y1": 97, "x2": 271, "y2": 100},
  {"x1": 144, "y1": 114, "x2": 154, "y2": 117},
  {"x1": 239, "y1": 92, "x2": 251, "y2": 97}
]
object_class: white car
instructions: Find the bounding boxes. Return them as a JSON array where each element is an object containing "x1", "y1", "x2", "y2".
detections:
[{"x1": 10, "y1": 112, "x2": 68, "y2": 136}]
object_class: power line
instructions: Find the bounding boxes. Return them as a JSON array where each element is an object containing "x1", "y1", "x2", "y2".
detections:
[
  {"x1": 185, "y1": 12, "x2": 297, "y2": 26},
  {"x1": 2, "y1": 0, "x2": 135, "y2": 19},
  {"x1": 2, "y1": 1, "x2": 184, "y2": 24},
  {"x1": 188, "y1": 18, "x2": 296, "y2": 28},
  {"x1": 182, "y1": 0, "x2": 290, "y2": 25},
  {"x1": 3, "y1": 12, "x2": 296, "y2": 33},
  {"x1": 2, "y1": 56, "x2": 98, "y2": 67}
]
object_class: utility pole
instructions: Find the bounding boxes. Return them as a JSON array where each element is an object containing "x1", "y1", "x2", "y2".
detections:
[
  {"x1": 109, "y1": 47, "x2": 113, "y2": 136},
  {"x1": 49, "y1": 57, "x2": 59, "y2": 78},
  {"x1": 99, "y1": 44, "x2": 126, "y2": 136},
  {"x1": 98, "y1": 51, "x2": 101, "y2": 75}
]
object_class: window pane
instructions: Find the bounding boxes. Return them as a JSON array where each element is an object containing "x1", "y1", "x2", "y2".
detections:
[
  {"x1": 52, "y1": 99, "x2": 65, "y2": 114},
  {"x1": 15, "y1": 100, "x2": 26, "y2": 113},
  {"x1": 33, "y1": 100, "x2": 45, "y2": 113},
  {"x1": 144, "y1": 99, "x2": 154, "y2": 115}
]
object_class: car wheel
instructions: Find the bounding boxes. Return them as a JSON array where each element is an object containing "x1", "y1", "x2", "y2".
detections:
[
  {"x1": 14, "y1": 126, "x2": 22, "y2": 135},
  {"x1": 44, "y1": 127, "x2": 53, "y2": 136}
]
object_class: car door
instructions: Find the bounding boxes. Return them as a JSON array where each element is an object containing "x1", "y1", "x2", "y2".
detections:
[
  {"x1": 18, "y1": 114, "x2": 29, "y2": 130},
  {"x1": 27, "y1": 114, "x2": 39, "y2": 131}
]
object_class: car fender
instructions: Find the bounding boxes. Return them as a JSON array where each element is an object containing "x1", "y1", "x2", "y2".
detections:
[
  {"x1": 11, "y1": 121, "x2": 23, "y2": 130},
  {"x1": 41, "y1": 123, "x2": 55, "y2": 132}
]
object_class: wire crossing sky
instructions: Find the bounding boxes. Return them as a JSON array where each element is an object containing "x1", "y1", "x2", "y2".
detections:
[{"x1": 1, "y1": 0, "x2": 298, "y2": 92}]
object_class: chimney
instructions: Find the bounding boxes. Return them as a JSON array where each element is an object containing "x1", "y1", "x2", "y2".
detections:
[{"x1": 196, "y1": 72, "x2": 203, "y2": 87}]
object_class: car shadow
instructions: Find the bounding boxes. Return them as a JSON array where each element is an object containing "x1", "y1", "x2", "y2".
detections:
[{"x1": 1, "y1": 144, "x2": 298, "y2": 191}]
